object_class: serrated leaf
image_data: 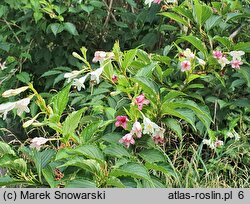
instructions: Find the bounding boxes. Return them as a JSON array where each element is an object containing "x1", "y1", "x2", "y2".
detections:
[
  {"x1": 139, "y1": 149, "x2": 166, "y2": 163},
  {"x1": 74, "y1": 144, "x2": 104, "y2": 162},
  {"x1": 51, "y1": 84, "x2": 71, "y2": 116},
  {"x1": 160, "y1": 12, "x2": 189, "y2": 27},
  {"x1": 104, "y1": 144, "x2": 131, "y2": 158},
  {"x1": 65, "y1": 179, "x2": 96, "y2": 188},
  {"x1": 62, "y1": 109, "x2": 85, "y2": 141},
  {"x1": 164, "y1": 118, "x2": 182, "y2": 139},
  {"x1": 110, "y1": 162, "x2": 151, "y2": 181},
  {"x1": 0, "y1": 142, "x2": 16, "y2": 156}
]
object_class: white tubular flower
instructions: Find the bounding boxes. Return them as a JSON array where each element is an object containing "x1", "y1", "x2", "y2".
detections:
[
  {"x1": 0, "y1": 102, "x2": 16, "y2": 120},
  {"x1": 64, "y1": 70, "x2": 83, "y2": 83},
  {"x1": 2, "y1": 86, "x2": 29, "y2": 98},
  {"x1": 15, "y1": 98, "x2": 31, "y2": 116},
  {"x1": 143, "y1": 116, "x2": 158, "y2": 135},
  {"x1": 229, "y1": 51, "x2": 245, "y2": 60},
  {"x1": 30, "y1": 137, "x2": 49, "y2": 150},
  {"x1": 73, "y1": 74, "x2": 89, "y2": 91},
  {"x1": 90, "y1": 67, "x2": 104, "y2": 84},
  {"x1": 197, "y1": 58, "x2": 206, "y2": 66},
  {"x1": 183, "y1": 48, "x2": 195, "y2": 60},
  {"x1": 218, "y1": 57, "x2": 230, "y2": 68},
  {"x1": 145, "y1": 0, "x2": 154, "y2": 7}
]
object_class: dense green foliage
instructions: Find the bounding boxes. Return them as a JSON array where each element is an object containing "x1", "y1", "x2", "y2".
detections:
[{"x1": 0, "y1": 0, "x2": 250, "y2": 188}]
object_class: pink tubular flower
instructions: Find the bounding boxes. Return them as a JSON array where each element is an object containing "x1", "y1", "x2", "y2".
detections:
[
  {"x1": 30, "y1": 137, "x2": 49, "y2": 150},
  {"x1": 231, "y1": 59, "x2": 243, "y2": 69},
  {"x1": 115, "y1": 116, "x2": 129, "y2": 129},
  {"x1": 135, "y1": 94, "x2": 150, "y2": 110},
  {"x1": 119, "y1": 133, "x2": 135, "y2": 148},
  {"x1": 152, "y1": 127, "x2": 165, "y2": 144},
  {"x1": 180, "y1": 60, "x2": 191, "y2": 72},
  {"x1": 92, "y1": 51, "x2": 107, "y2": 63},
  {"x1": 153, "y1": 0, "x2": 162, "y2": 4},
  {"x1": 131, "y1": 121, "x2": 142, "y2": 138},
  {"x1": 112, "y1": 75, "x2": 118, "y2": 83},
  {"x1": 152, "y1": 135, "x2": 165, "y2": 145},
  {"x1": 213, "y1": 51, "x2": 223, "y2": 59}
]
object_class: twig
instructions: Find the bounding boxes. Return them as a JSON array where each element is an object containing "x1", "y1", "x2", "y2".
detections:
[
  {"x1": 103, "y1": 0, "x2": 117, "y2": 25},
  {"x1": 2, "y1": 18, "x2": 21, "y2": 44}
]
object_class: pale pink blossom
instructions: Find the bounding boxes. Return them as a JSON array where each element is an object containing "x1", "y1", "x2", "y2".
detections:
[
  {"x1": 135, "y1": 94, "x2": 150, "y2": 110},
  {"x1": 218, "y1": 56, "x2": 230, "y2": 68},
  {"x1": 119, "y1": 133, "x2": 135, "y2": 148},
  {"x1": 231, "y1": 59, "x2": 243, "y2": 69},
  {"x1": 183, "y1": 48, "x2": 195, "y2": 60},
  {"x1": 214, "y1": 140, "x2": 224, "y2": 148},
  {"x1": 213, "y1": 51, "x2": 223, "y2": 59},
  {"x1": 30, "y1": 137, "x2": 49, "y2": 150},
  {"x1": 152, "y1": 127, "x2": 165, "y2": 144},
  {"x1": 180, "y1": 60, "x2": 191, "y2": 72},
  {"x1": 152, "y1": 135, "x2": 165, "y2": 144},
  {"x1": 153, "y1": 0, "x2": 162, "y2": 4},
  {"x1": 115, "y1": 116, "x2": 129, "y2": 129},
  {"x1": 92, "y1": 51, "x2": 107, "y2": 63},
  {"x1": 15, "y1": 98, "x2": 31, "y2": 116},
  {"x1": 131, "y1": 121, "x2": 142, "y2": 138}
]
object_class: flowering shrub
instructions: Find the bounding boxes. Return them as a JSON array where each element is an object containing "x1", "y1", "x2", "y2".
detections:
[{"x1": 0, "y1": 0, "x2": 250, "y2": 188}]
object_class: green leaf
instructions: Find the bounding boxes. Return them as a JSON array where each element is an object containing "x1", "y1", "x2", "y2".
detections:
[
  {"x1": 164, "y1": 118, "x2": 182, "y2": 139},
  {"x1": 238, "y1": 66, "x2": 250, "y2": 87},
  {"x1": 0, "y1": 42, "x2": 10, "y2": 52},
  {"x1": 42, "y1": 166, "x2": 58, "y2": 188},
  {"x1": 179, "y1": 35, "x2": 207, "y2": 56},
  {"x1": 193, "y1": 0, "x2": 213, "y2": 26},
  {"x1": 16, "y1": 72, "x2": 30, "y2": 83},
  {"x1": 51, "y1": 84, "x2": 71, "y2": 116},
  {"x1": 41, "y1": 70, "x2": 62, "y2": 77},
  {"x1": 63, "y1": 22, "x2": 78, "y2": 35},
  {"x1": 0, "y1": 176, "x2": 29, "y2": 187},
  {"x1": 233, "y1": 42, "x2": 250, "y2": 53},
  {"x1": 204, "y1": 15, "x2": 222, "y2": 31},
  {"x1": 106, "y1": 177, "x2": 125, "y2": 188},
  {"x1": 163, "y1": 90, "x2": 187, "y2": 103},
  {"x1": 135, "y1": 62, "x2": 157, "y2": 77},
  {"x1": 50, "y1": 23, "x2": 64, "y2": 36},
  {"x1": 160, "y1": 12, "x2": 189, "y2": 27},
  {"x1": 62, "y1": 109, "x2": 85, "y2": 141},
  {"x1": 80, "y1": 121, "x2": 103, "y2": 143},
  {"x1": 104, "y1": 144, "x2": 131, "y2": 158},
  {"x1": 139, "y1": 149, "x2": 166, "y2": 163},
  {"x1": 59, "y1": 158, "x2": 101, "y2": 174},
  {"x1": 145, "y1": 162, "x2": 176, "y2": 177},
  {"x1": 65, "y1": 179, "x2": 97, "y2": 188},
  {"x1": 0, "y1": 156, "x2": 27, "y2": 173},
  {"x1": 213, "y1": 36, "x2": 232, "y2": 49},
  {"x1": 122, "y1": 49, "x2": 137, "y2": 70},
  {"x1": 132, "y1": 76, "x2": 159, "y2": 96},
  {"x1": 110, "y1": 162, "x2": 151, "y2": 181},
  {"x1": 0, "y1": 141, "x2": 16, "y2": 156},
  {"x1": 74, "y1": 145, "x2": 104, "y2": 162}
]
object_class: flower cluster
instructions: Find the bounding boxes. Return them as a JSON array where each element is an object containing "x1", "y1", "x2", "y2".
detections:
[
  {"x1": 213, "y1": 50, "x2": 245, "y2": 69},
  {"x1": 203, "y1": 138, "x2": 224, "y2": 149},
  {"x1": 0, "y1": 86, "x2": 31, "y2": 120},
  {"x1": 180, "y1": 48, "x2": 205, "y2": 72},
  {"x1": 64, "y1": 51, "x2": 114, "y2": 91},
  {"x1": 117, "y1": 116, "x2": 165, "y2": 148}
]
